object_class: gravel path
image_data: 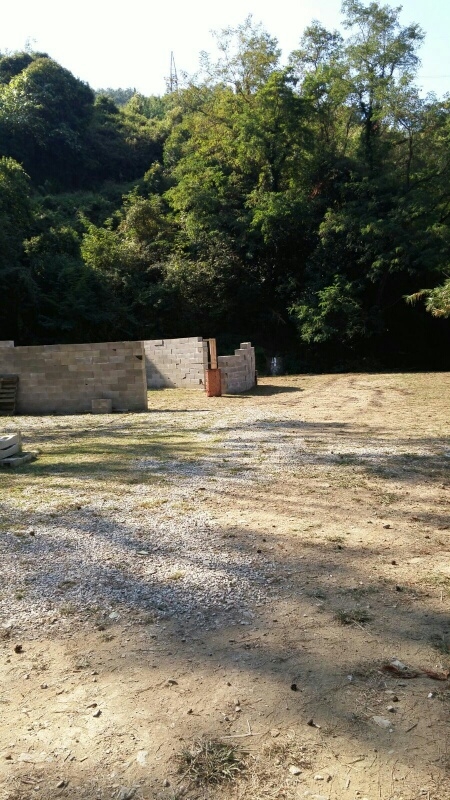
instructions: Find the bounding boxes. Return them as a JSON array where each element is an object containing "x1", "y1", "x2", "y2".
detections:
[
  {"x1": 1, "y1": 404, "x2": 290, "y2": 638},
  {"x1": 2, "y1": 375, "x2": 447, "y2": 641},
  {"x1": 1, "y1": 374, "x2": 449, "y2": 800}
]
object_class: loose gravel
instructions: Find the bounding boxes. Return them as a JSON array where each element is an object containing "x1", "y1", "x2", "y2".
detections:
[{"x1": 1, "y1": 378, "x2": 447, "y2": 641}]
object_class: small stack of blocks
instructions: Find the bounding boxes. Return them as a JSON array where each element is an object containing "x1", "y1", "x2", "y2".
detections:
[{"x1": 0, "y1": 432, "x2": 21, "y2": 460}]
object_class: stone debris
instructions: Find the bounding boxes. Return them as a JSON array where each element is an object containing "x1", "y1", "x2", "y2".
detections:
[
  {"x1": 116, "y1": 789, "x2": 136, "y2": 800},
  {"x1": 372, "y1": 716, "x2": 394, "y2": 730},
  {"x1": 136, "y1": 750, "x2": 148, "y2": 765}
]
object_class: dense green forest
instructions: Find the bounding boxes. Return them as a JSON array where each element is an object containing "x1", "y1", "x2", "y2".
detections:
[{"x1": 1, "y1": 1, "x2": 449, "y2": 371}]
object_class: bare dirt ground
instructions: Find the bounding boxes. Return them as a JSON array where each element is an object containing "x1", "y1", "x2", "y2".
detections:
[{"x1": 0, "y1": 373, "x2": 449, "y2": 800}]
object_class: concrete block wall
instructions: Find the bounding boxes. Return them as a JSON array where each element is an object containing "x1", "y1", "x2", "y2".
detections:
[
  {"x1": 144, "y1": 337, "x2": 208, "y2": 388},
  {"x1": 0, "y1": 341, "x2": 148, "y2": 414},
  {"x1": 218, "y1": 342, "x2": 256, "y2": 394}
]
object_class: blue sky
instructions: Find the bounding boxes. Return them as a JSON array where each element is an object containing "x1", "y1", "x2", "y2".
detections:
[{"x1": 1, "y1": 0, "x2": 449, "y2": 98}]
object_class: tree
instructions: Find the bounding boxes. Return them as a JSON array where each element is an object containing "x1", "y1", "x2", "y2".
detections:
[
  {"x1": 95, "y1": 87, "x2": 137, "y2": 107},
  {"x1": 24, "y1": 225, "x2": 118, "y2": 343},
  {"x1": 342, "y1": 0, "x2": 424, "y2": 170},
  {"x1": 0, "y1": 56, "x2": 94, "y2": 187},
  {"x1": 163, "y1": 58, "x2": 312, "y2": 345},
  {"x1": 288, "y1": 1, "x2": 446, "y2": 364},
  {"x1": 0, "y1": 50, "x2": 47, "y2": 84},
  {"x1": 0, "y1": 157, "x2": 35, "y2": 340},
  {"x1": 198, "y1": 15, "x2": 281, "y2": 95},
  {"x1": 406, "y1": 280, "x2": 450, "y2": 318},
  {"x1": 84, "y1": 93, "x2": 164, "y2": 185},
  {"x1": 79, "y1": 187, "x2": 177, "y2": 339}
]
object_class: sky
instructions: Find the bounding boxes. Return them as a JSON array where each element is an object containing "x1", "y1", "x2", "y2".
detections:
[{"x1": 1, "y1": 0, "x2": 450, "y2": 98}]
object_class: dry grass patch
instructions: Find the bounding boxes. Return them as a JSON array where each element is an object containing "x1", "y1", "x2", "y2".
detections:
[
  {"x1": 334, "y1": 607, "x2": 372, "y2": 625},
  {"x1": 175, "y1": 738, "x2": 247, "y2": 787}
]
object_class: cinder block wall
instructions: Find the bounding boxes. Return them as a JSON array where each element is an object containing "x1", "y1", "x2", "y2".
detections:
[
  {"x1": 218, "y1": 342, "x2": 256, "y2": 394},
  {"x1": 0, "y1": 341, "x2": 147, "y2": 414},
  {"x1": 144, "y1": 337, "x2": 208, "y2": 388}
]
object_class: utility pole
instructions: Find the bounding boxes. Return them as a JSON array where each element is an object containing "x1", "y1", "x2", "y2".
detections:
[{"x1": 169, "y1": 51, "x2": 178, "y2": 93}]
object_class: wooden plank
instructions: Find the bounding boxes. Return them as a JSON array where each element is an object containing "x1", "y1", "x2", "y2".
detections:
[
  {"x1": 0, "y1": 377, "x2": 19, "y2": 386},
  {"x1": 0, "y1": 374, "x2": 18, "y2": 415},
  {"x1": 208, "y1": 338, "x2": 218, "y2": 370}
]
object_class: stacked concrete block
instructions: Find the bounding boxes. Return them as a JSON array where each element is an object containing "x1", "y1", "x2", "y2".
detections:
[
  {"x1": 218, "y1": 342, "x2": 256, "y2": 394},
  {"x1": 0, "y1": 344, "x2": 18, "y2": 417},
  {"x1": 0, "y1": 433, "x2": 22, "y2": 460},
  {"x1": 0, "y1": 341, "x2": 147, "y2": 414},
  {"x1": 144, "y1": 337, "x2": 208, "y2": 389},
  {"x1": 91, "y1": 399, "x2": 113, "y2": 414},
  {"x1": 0, "y1": 343, "x2": 16, "y2": 374},
  {"x1": 0, "y1": 335, "x2": 256, "y2": 411}
]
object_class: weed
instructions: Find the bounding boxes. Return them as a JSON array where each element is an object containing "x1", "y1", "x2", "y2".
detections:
[
  {"x1": 336, "y1": 454, "x2": 357, "y2": 466},
  {"x1": 57, "y1": 579, "x2": 78, "y2": 590},
  {"x1": 139, "y1": 612, "x2": 157, "y2": 625},
  {"x1": 335, "y1": 608, "x2": 372, "y2": 625},
  {"x1": 309, "y1": 589, "x2": 326, "y2": 599},
  {"x1": 175, "y1": 737, "x2": 247, "y2": 786},
  {"x1": 168, "y1": 571, "x2": 185, "y2": 581},
  {"x1": 428, "y1": 574, "x2": 450, "y2": 590},
  {"x1": 429, "y1": 634, "x2": 450, "y2": 655},
  {"x1": 139, "y1": 498, "x2": 168, "y2": 509},
  {"x1": 60, "y1": 602, "x2": 78, "y2": 616},
  {"x1": 263, "y1": 736, "x2": 311, "y2": 769},
  {"x1": 342, "y1": 585, "x2": 378, "y2": 598}
]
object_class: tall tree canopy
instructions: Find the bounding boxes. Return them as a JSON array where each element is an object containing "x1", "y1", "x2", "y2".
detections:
[
  {"x1": 0, "y1": 3, "x2": 448, "y2": 368},
  {"x1": 0, "y1": 156, "x2": 34, "y2": 340}
]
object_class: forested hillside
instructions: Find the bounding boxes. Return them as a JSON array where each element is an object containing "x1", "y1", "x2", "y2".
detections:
[{"x1": 1, "y1": 0, "x2": 449, "y2": 370}]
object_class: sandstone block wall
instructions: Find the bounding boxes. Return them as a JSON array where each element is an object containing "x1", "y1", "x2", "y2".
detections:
[
  {"x1": 0, "y1": 341, "x2": 148, "y2": 414},
  {"x1": 144, "y1": 337, "x2": 208, "y2": 388},
  {"x1": 218, "y1": 342, "x2": 256, "y2": 394}
]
